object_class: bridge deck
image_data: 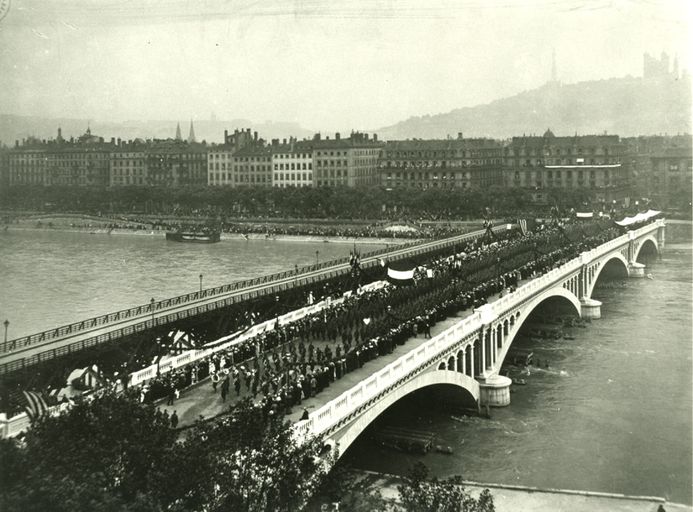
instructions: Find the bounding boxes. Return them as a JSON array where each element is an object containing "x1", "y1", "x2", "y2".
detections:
[{"x1": 159, "y1": 278, "x2": 530, "y2": 429}]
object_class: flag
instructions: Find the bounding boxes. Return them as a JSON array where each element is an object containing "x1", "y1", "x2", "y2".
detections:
[
  {"x1": 386, "y1": 259, "x2": 416, "y2": 285},
  {"x1": 23, "y1": 390, "x2": 48, "y2": 422},
  {"x1": 519, "y1": 219, "x2": 528, "y2": 236}
]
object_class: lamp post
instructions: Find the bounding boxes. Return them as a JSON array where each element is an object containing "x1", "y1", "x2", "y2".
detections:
[
  {"x1": 199, "y1": 273, "x2": 203, "y2": 293},
  {"x1": 315, "y1": 250, "x2": 319, "y2": 265},
  {"x1": 3, "y1": 319, "x2": 8, "y2": 344},
  {"x1": 150, "y1": 298, "x2": 155, "y2": 328}
]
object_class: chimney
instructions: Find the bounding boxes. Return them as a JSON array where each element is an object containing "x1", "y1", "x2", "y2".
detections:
[
  {"x1": 335, "y1": 132, "x2": 340, "y2": 140},
  {"x1": 458, "y1": 132, "x2": 463, "y2": 140},
  {"x1": 224, "y1": 129, "x2": 228, "y2": 142},
  {"x1": 373, "y1": 134, "x2": 378, "y2": 142},
  {"x1": 283, "y1": 138, "x2": 287, "y2": 145},
  {"x1": 15, "y1": 140, "x2": 19, "y2": 148},
  {"x1": 117, "y1": 138, "x2": 121, "y2": 146},
  {"x1": 110, "y1": 137, "x2": 115, "y2": 144},
  {"x1": 254, "y1": 131, "x2": 258, "y2": 141}
]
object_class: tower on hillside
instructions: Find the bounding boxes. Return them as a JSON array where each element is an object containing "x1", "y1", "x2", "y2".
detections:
[
  {"x1": 188, "y1": 119, "x2": 196, "y2": 143},
  {"x1": 175, "y1": 122, "x2": 182, "y2": 141}
]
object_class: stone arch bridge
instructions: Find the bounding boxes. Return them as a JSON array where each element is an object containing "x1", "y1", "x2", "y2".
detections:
[{"x1": 294, "y1": 219, "x2": 665, "y2": 457}]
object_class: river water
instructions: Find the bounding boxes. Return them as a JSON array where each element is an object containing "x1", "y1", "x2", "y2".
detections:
[
  {"x1": 1, "y1": 225, "x2": 691, "y2": 503},
  {"x1": 342, "y1": 224, "x2": 692, "y2": 505},
  {"x1": 0, "y1": 230, "x2": 375, "y2": 339}
]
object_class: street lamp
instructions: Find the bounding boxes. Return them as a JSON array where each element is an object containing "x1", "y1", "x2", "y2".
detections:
[
  {"x1": 199, "y1": 273, "x2": 203, "y2": 292},
  {"x1": 150, "y1": 298, "x2": 156, "y2": 328},
  {"x1": 3, "y1": 319, "x2": 8, "y2": 344},
  {"x1": 315, "y1": 250, "x2": 319, "y2": 265}
]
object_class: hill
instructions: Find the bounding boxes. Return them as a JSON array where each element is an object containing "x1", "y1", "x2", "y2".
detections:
[{"x1": 376, "y1": 74, "x2": 692, "y2": 140}]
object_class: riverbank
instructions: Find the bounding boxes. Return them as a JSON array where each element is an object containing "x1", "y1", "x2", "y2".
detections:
[
  {"x1": 329, "y1": 470, "x2": 691, "y2": 512},
  {"x1": 1, "y1": 224, "x2": 417, "y2": 245}
]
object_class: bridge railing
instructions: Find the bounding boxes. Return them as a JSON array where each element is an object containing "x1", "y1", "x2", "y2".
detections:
[
  {"x1": 128, "y1": 280, "x2": 388, "y2": 387},
  {"x1": 294, "y1": 311, "x2": 484, "y2": 439},
  {"x1": 0, "y1": 226, "x2": 505, "y2": 356}
]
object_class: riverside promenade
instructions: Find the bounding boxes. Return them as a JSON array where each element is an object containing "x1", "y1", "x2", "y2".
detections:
[{"x1": 357, "y1": 471, "x2": 692, "y2": 512}]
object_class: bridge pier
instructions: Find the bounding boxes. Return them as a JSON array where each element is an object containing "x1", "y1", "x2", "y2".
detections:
[
  {"x1": 580, "y1": 297, "x2": 602, "y2": 319},
  {"x1": 478, "y1": 375, "x2": 512, "y2": 407},
  {"x1": 628, "y1": 261, "x2": 646, "y2": 278}
]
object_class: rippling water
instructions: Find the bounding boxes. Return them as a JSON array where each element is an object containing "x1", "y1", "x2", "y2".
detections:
[
  {"x1": 343, "y1": 227, "x2": 692, "y2": 504},
  {"x1": 0, "y1": 230, "x2": 375, "y2": 339}
]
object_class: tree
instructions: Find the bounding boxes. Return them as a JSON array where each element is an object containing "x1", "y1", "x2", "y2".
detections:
[
  {"x1": 0, "y1": 393, "x2": 330, "y2": 512},
  {"x1": 396, "y1": 462, "x2": 495, "y2": 512}
]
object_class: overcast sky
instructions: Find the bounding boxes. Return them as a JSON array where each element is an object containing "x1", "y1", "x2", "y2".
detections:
[{"x1": 0, "y1": 0, "x2": 690, "y2": 131}]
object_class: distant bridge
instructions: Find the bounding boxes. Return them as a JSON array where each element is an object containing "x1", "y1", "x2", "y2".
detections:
[
  {"x1": 0, "y1": 225, "x2": 510, "y2": 376},
  {"x1": 293, "y1": 220, "x2": 665, "y2": 456}
]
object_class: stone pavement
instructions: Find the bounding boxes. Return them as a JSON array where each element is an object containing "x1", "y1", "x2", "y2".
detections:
[{"x1": 355, "y1": 471, "x2": 692, "y2": 512}]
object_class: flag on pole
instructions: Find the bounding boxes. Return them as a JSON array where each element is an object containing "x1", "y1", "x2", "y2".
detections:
[
  {"x1": 519, "y1": 219, "x2": 528, "y2": 236},
  {"x1": 23, "y1": 390, "x2": 48, "y2": 422}
]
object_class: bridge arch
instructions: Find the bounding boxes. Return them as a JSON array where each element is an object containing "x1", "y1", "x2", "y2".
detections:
[
  {"x1": 494, "y1": 286, "x2": 581, "y2": 372},
  {"x1": 635, "y1": 236, "x2": 658, "y2": 263},
  {"x1": 587, "y1": 253, "x2": 630, "y2": 297},
  {"x1": 328, "y1": 370, "x2": 479, "y2": 456}
]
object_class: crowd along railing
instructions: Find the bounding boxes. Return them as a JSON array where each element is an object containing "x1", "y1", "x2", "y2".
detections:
[{"x1": 0, "y1": 226, "x2": 503, "y2": 355}]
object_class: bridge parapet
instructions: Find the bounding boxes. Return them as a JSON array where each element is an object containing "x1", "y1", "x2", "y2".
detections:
[{"x1": 295, "y1": 311, "x2": 485, "y2": 440}]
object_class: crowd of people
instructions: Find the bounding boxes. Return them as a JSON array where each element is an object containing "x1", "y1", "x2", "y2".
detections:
[
  {"x1": 1, "y1": 216, "x2": 641, "y2": 417},
  {"x1": 135, "y1": 218, "x2": 627, "y2": 425}
]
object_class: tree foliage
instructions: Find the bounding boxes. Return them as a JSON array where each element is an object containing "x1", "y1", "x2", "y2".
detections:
[
  {"x1": 0, "y1": 393, "x2": 329, "y2": 512},
  {"x1": 396, "y1": 462, "x2": 495, "y2": 512}
]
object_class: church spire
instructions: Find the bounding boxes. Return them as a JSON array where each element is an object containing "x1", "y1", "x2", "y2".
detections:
[
  {"x1": 187, "y1": 119, "x2": 196, "y2": 143},
  {"x1": 175, "y1": 122, "x2": 182, "y2": 141}
]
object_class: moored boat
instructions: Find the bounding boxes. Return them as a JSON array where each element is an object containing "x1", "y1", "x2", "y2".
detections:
[{"x1": 165, "y1": 230, "x2": 221, "y2": 243}]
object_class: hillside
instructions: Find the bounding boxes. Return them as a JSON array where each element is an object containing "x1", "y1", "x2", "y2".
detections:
[{"x1": 376, "y1": 75, "x2": 692, "y2": 140}]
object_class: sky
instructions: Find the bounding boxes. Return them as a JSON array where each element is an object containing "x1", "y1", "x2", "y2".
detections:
[{"x1": 0, "y1": 0, "x2": 690, "y2": 132}]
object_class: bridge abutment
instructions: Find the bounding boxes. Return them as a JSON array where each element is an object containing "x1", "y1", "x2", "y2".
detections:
[
  {"x1": 580, "y1": 297, "x2": 602, "y2": 319},
  {"x1": 628, "y1": 261, "x2": 646, "y2": 278},
  {"x1": 478, "y1": 375, "x2": 512, "y2": 407}
]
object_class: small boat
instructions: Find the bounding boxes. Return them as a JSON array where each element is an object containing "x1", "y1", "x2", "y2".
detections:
[{"x1": 166, "y1": 230, "x2": 221, "y2": 243}]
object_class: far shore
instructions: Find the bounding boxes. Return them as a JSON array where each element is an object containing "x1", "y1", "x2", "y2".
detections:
[{"x1": 1, "y1": 224, "x2": 418, "y2": 245}]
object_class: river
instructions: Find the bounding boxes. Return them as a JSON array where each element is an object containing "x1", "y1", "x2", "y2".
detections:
[
  {"x1": 341, "y1": 223, "x2": 692, "y2": 504},
  {"x1": 1, "y1": 224, "x2": 690, "y2": 503}
]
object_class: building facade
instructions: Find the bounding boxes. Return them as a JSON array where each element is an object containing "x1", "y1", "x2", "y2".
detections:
[
  {"x1": 649, "y1": 147, "x2": 693, "y2": 207},
  {"x1": 311, "y1": 132, "x2": 382, "y2": 187},
  {"x1": 145, "y1": 140, "x2": 207, "y2": 187},
  {"x1": 503, "y1": 130, "x2": 629, "y2": 203},
  {"x1": 271, "y1": 139, "x2": 313, "y2": 188},
  {"x1": 378, "y1": 136, "x2": 503, "y2": 190},
  {"x1": 232, "y1": 145, "x2": 273, "y2": 187}
]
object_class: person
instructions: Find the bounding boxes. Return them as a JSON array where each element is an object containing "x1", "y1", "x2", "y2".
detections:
[
  {"x1": 221, "y1": 376, "x2": 230, "y2": 403},
  {"x1": 301, "y1": 407, "x2": 310, "y2": 420},
  {"x1": 166, "y1": 385, "x2": 176, "y2": 406},
  {"x1": 170, "y1": 410, "x2": 178, "y2": 429},
  {"x1": 211, "y1": 371, "x2": 220, "y2": 392}
]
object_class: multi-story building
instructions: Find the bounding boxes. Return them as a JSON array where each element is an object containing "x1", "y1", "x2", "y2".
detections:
[
  {"x1": 378, "y1": 135, "x2": 503, "y2": 189},
  {"x1": 311, "y1": 132, "x2": 382, "y2": 187},
  {"x1": 47, "y1": 128, "x2": 113, "y2": 187},
  {"x1": 208, "y1": 129, "x2": 268, "y2": 187},
  {"x1": 503, "y1": 129, "x2": 629, "y2": 203},
  {"x1": 145, "y1": 139, "x2": 207, "y2": 187},
  {"x1": 7, "y1": 128, "x2": 115, "y2": 187},
  {"x1": 271, "y1": 139, "x2": 314, "y2": 188},
  {"x1": 650, "y1": 147, "x2": 693, "y2": 207},
  {"x1": 231, "y1": 144, "x2": 273, "y2": 187},
  {"x1": 109, "y1": 140, "x2": 149, "y2": 186},
  {"x1": 0, "y1": 145, "x2": 9, "y2": 191}
]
